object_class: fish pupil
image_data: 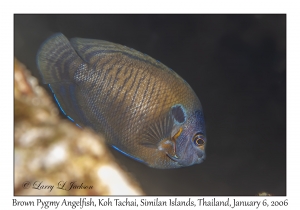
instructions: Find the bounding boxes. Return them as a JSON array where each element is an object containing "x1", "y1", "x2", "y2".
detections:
[{"x1": 195, "y1": 138, "x2": 204, "y2": 146}]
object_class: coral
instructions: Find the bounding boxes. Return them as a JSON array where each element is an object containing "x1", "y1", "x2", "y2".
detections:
[{"x1": 14, "y1": 58, "x2": 144, "y2": 195}]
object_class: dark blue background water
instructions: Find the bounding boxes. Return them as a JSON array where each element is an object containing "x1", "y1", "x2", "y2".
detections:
[{"x1": 14, "y1": 14, "x2": 286, "y2": 195}]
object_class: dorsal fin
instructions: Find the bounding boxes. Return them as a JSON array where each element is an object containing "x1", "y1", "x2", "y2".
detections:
[
  {"x1": 70, "y1": 38, "x2": 125, "y2": 64},
  {"x1": 69, "y1": 37, "x2": 168, "y2": 70}
]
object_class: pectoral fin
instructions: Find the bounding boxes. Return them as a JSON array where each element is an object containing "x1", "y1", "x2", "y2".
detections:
[
  {"x1": 140, "y1": 111, "x2": 173, "y2": 148},
  {"x1": 140, "y1": 108, "x2": 184, "y2": 162}
]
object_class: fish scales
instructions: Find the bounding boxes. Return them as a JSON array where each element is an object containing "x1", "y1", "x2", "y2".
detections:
[{"x1": 37, "y1": 33, "x2": 206, "y2": 168}]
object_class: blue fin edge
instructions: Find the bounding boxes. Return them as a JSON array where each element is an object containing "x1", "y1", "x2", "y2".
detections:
[
  {"x1": 111, "y1": 145, "x2": 145, "y2": 164},
  {"x1": 49, "y1": 84, "x2": 81, "y2": 128}
]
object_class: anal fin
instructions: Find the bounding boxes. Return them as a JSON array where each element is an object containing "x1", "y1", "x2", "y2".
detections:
[{"x1": 49, "y1": 82, "x2": 89, "y2": 127}]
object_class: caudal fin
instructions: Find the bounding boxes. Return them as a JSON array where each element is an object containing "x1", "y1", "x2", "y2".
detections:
[{"x1": 36, "y1": 33, "x2": 86, "y2": 84}]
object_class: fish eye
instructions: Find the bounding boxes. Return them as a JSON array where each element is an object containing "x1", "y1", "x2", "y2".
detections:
[{"x1": 193, "y1": 133, "x2": 205, "y2": 146}]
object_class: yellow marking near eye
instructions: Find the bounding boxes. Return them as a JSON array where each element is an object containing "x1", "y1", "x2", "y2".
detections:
[
  {"x1": 199, "y1": 145, "x2": 205, "y2": 151},
  {"x1": 172, "y1": 127, "x2": 182, "y2": 141}
]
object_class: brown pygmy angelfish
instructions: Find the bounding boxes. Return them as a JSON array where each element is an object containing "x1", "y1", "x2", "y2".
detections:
[{"x1": 37, "y1": 33, "x2": 206, "y2": 169}]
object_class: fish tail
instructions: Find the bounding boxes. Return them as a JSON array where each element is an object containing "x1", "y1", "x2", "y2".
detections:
[{"x1": 36, "y1": 33, "x2": 85, "y2": 84}]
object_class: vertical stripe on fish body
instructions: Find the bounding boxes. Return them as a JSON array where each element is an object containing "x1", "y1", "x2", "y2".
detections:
[{"x1": 37, "y1": 33, "x2": 206, "y2": 169}]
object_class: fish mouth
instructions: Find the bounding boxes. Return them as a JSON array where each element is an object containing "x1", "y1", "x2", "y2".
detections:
[
  {"x1": 166, "y1": 141, "x2": 205, "y2": 167},
  {"x1": 166, "y1": 153, "x2": 205, "y2": 167},
  {"x1": 166, "y1": 152, "x2": 180, "y2": 162}
]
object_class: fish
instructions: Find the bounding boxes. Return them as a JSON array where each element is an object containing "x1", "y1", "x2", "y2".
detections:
[{"x1": 37, "y1": 33, "x2": 206, "y2": 169}]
